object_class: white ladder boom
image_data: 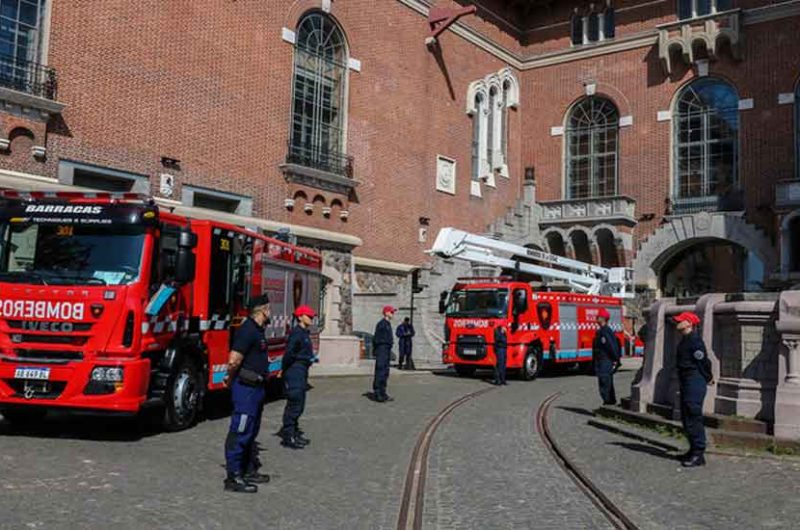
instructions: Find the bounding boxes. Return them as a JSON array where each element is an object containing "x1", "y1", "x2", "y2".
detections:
[{"x1": 427, "y1": 227, "x2": 634, "y2": 298}]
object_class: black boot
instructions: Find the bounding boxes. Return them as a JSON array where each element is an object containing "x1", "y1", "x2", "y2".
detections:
[
  {"x1": 681, "y1": 454, "x2": 706, "y2": 467},
  {"x1": 295, "y1": 431, "x2": 311, "y2": 445},
  {"x1": 224, "y1": 474, "x2": 258, "y2": 493},
  {"x1": 281, "y1": 435, "x2": 306, "y2": 449},
  {"x1": 243, "y1": 471, "x2": 271, "y2": 484}
]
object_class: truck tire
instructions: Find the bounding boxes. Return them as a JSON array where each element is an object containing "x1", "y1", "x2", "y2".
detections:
[
  {"x1": 520, "y1": 346, "x2": 543, "y2": 381},
  {"x1": 1, "y1": 408, "x2": 47, "y2": 426},
  {"x1": 454, "y1": 365, "x2": 477, "y2": 378},
  {"x1": 163, "y1": 357, "x2": 201, "y2": 431}
]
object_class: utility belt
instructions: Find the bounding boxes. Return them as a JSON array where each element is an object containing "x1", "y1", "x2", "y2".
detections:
[{"x1": 237, "y1": 368, "x2": 266, "y2": 387}]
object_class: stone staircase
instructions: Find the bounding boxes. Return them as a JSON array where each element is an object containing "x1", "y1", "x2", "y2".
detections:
[{"x1": 411, "y1": 181, "x2": 545, "y2": 364}]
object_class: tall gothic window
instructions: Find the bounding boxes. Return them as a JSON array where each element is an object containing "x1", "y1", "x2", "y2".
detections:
[
  {"x1": 673, "y1": 78, "x2": 738, "y2": 201},
  {"x1": 471, "y1": 93, "x2": 483, "y2": 181},
  {"x1": 565, "y1": 97, "x2": 620, "y2": 199},
  {"x1": 289, "y1": 12, "x2": 348, "y2": 175}
]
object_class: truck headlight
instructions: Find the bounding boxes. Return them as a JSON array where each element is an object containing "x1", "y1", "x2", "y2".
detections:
[{"x1": 91, "y1": 367, "x2": 124, "y2": 382}]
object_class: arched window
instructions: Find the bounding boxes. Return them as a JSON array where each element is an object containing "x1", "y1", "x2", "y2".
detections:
[
  {"x1": 289, "y1": 12, "x2": 348, "y2": 175},
  {"x1": 673, "y1": 78, "x2": 738, "y2": 204},
  {"x1": 487, "y1": 87, "x2": 496, "y2": 172},
  {"x1": 565, "y1": 96, "x2": 620, "y2": 199},
  {"x1": 501, "y1": 81, "x2": 510, "y2": 160}
]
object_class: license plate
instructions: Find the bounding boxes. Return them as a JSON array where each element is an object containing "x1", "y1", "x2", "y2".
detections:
[
  {"x1": 14, "y1": 367, "x2": 50, "y2": 381},
  {"x1": 462, "y1": 348, "x2": 477, "y2": 356}
]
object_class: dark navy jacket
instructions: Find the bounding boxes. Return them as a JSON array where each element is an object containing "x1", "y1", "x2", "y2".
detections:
[
  {"x1": 232, "y1": 318, "x2": 269, "y2": 375},
  {"x1": 592, "y1": 325, "x2": 621, "y2": 363},
  {"x1": 396, "y1": 322, "x2": 415, "y2": 352},
  {"x1": 281, "y1": 325, "x2": 314, "y2": 373},
  {"x1": 373, "y1": 319, "x2": 393, "y2": 356},
  {"x1": 676, "y1": 332, "x2": 713, "y2": 383},
  {"x1": 494, "y1": 325, "x2": 507, "y2": 352}
]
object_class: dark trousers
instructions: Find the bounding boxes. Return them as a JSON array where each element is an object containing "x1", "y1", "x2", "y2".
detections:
[
  {"x1": 282, "y1": 365, "x2": 308, "y2": 438},
  {"x1": 399, "y1": 342, "x2": 414, "y2": 369},
  {"x1": 225, "y1": 379, "x2": 265, "y2": 476},
  {"x1": 595, "y1": 359, "x2": 617, "y2": 405},
  {"x1": 494, "y1": 347, "x2": 507, "y2": 384},
  {"x1": 373, "y1": 348, "x2": 391, "y2": 399},
  {"x1": 680, "y1": 373, "x2": 708, "y2": 455}
]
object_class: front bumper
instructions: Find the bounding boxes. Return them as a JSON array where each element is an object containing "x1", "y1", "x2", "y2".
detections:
[{"x1": 0, "y1": 358, "x2": 151, "y2": 413}]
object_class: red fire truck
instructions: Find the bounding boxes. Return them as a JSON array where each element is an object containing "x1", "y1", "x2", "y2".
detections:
[
  {"x1": 0, "y1": 191, "x2": 323, "y2": 430},
  {"x1": 429, "y1": 228, "x2": 636, "y2": 379}
]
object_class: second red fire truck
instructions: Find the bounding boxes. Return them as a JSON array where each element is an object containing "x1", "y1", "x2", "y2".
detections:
[
  {"x1": 429, "y1": 228, "x2": 637, "y2": 379},
  {"x1": 0, "y1": 191, "x2": 323, "y2": 430}
]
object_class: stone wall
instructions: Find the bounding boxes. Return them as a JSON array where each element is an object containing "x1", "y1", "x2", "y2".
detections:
[
  {"x1": 630, "y1": 291, "x2": 800, "y2": 439},
  {"x1": 317, "y1": 247, "x2": 354, "y2": 336}
]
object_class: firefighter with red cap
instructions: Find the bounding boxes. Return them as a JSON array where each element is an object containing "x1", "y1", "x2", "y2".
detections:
[
  {"x1": 592, "y1": 307, "x2": 622, "y2": 405},
  {"x1": 280, "y1": 304, "x2": 317, "y2": 449},
  {"x1": 372, "y1": 305, "x2": 396, "y2": 402},
  {"x1": 673, "y1": 311, "x2": 714, "y2": 468}
]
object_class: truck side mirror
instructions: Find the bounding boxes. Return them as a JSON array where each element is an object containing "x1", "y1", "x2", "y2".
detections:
[
  {"x1": 175, "y1": 227, "x2": 197, "y2": 284},
  {"x1": 438, "y1": 291, "x2": 448, "y2": 314}
]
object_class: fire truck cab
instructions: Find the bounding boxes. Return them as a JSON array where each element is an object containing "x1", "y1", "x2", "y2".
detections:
[{"x1": 0, "y1": 191, "x2": 323, "y2": 430}]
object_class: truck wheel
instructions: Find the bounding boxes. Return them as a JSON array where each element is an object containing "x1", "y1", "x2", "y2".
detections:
[
  {"x1": 454, "y1": 365, "x2": 477, "y2": 378},
  {"x1": 1, "y1": 408, "x2": 47, "y2": 426},
  {"x1": 520, "y1": 346, "x2": 543, "y2": 381},
  {"x1": 163, "y1": 357, "x2": 201, "y2": 431}
]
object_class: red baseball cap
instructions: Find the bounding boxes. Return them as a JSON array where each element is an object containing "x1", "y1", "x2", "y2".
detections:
[
  {"x1": 294, "y1": 305, "x2": 316, "y2": 318},
  {"x1": 597, "y1": 308, "x2": 611, "y2": 319},
  {"x1": 673, "y1": 312, "x2": 700, "y2": 325},
  {"x1": 383, "y1": 305, "x2": 397, "y2": 315}
]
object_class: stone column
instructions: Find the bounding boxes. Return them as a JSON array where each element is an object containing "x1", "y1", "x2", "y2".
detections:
[
  {"x1": 630, "y1": 298, "x2": 676, "y2": 413},
  {"x1": 774, "y1": 291, "x2": 800, "y2": 439},
  {"x1": 694, "y1": 293, "x2": 726, "y2": 414},
  {"x1": 713, "y1": 294, "x2": 780, "y2": 422}
]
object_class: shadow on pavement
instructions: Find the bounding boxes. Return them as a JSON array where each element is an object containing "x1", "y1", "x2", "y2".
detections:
[
  {"x1": 586, "y1": 419, "x2": 682, "y2": 452},
  {"x1": 609, "y1": 441, "x2": 679, "y2": 461},
  {"x1": 557, "y1": 406, "x2": 596, "y2": 417}
]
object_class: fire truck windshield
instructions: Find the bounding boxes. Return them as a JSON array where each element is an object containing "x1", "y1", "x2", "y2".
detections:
[
  {"x1": 0, "y1": 221, "x2": 145, "y2": 286},
  {"x1": 446, "y1": 289, "x2": 509, "y2": 318}
]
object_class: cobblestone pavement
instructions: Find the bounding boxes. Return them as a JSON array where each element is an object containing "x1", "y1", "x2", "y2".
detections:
[
  {"x1": 422, "y1": 372, "x2": 613, "y2": 530},
  {"x1": 0, "y1": 374, "x2": 475, "y2": 530},
  {"x1": 549, "y1": 368, "x2": 800, "y2": 530},
  {"x1": 2, "y1": 362, "x2": 799, "y2": 529}
]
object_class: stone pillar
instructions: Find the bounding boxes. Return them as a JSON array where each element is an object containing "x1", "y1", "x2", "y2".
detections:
[
  {"x1": 775, "y1": 291, "x2": 800, "y2": 438},
  {"x1": 694, "y1": 293, "x2": 726, "y2": 414},
  {"x1": 712, "y1": 294, "x2": 780, "y2": 422},
  {"x1": 630, "y1": 298, "x2": 676, "y2": 413},
  {"x1": 523, "y1": 176, "x2": 536, "y2": 205},
  {"x1": 321, "y1": 249, "x2": 353, "y2": 336}
]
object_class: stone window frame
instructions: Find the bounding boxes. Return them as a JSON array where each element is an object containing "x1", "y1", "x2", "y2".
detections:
[
  {"x1": 564, "y1": 95, "x2": 620, "y2": 200},
  {"x1": 57, "y1": 160, "x2": 150, "y2": 194},
  {"x1": 181, "y1": 184, "x2": 253, "y2": 217},
  {"x1": 466, "y1": 67, "x2": 520, "y2": 189},
  {"x1": 570, "y1": 1, "x2": 615, "y2": 47},
  {"x1": 677, "y1": 0, "x2": 732, "y2": 20},
  {"x1": 671, "y1": 76, "x2": 740, "y2": 206}
]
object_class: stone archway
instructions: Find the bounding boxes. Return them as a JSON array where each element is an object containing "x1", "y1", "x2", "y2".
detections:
[{"x1": 634, "y1": 212, "x2": 777, "y2": 291}]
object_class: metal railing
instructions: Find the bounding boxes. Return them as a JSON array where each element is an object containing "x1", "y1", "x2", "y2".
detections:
[
  {"x1": 286, "y1": 141, "x2": 354, "y2": 178},
  {"x1": 0, "y1": 54, "x2": 58, "y2": 100}
]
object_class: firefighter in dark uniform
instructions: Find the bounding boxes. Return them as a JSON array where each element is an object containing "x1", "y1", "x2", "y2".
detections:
[
  {"x1": 592, "y1": 308, "x2": 621, "y2": 405},
  {"x1": 673, "y1": 312, "x2": 715, "y2": 468},
  {"x1": 280, "y1": 305, "x2": 317, "y2": 449},
  {"x1": 372, "y1": 305, "x2": 396, "y2": 402},
  {"x1": 492, "y1": 323, "x2": 508, "y2": 386},
  {"x1": 396, "y1": 317, "x2": 416, "y2": 370},
  {"x1": 223, "y1": 294, "x2": 272, "y2": 493}
]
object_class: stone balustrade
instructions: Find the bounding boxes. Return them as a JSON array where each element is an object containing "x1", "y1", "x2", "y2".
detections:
[
  {"x1": 630, "y1": 290, "x2": 800, "y2": 439},
  {"x1": 539, "y1": 195, "x2": 636, "y2": 226}
]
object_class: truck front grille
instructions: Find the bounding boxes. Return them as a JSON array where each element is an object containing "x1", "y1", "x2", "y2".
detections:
[
  {"x1": 12, "y1": 349, "x2": 83, "y2": 363},
  {"x1": 456, "y1": 336, "x2": 487, "y2": 361}
]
